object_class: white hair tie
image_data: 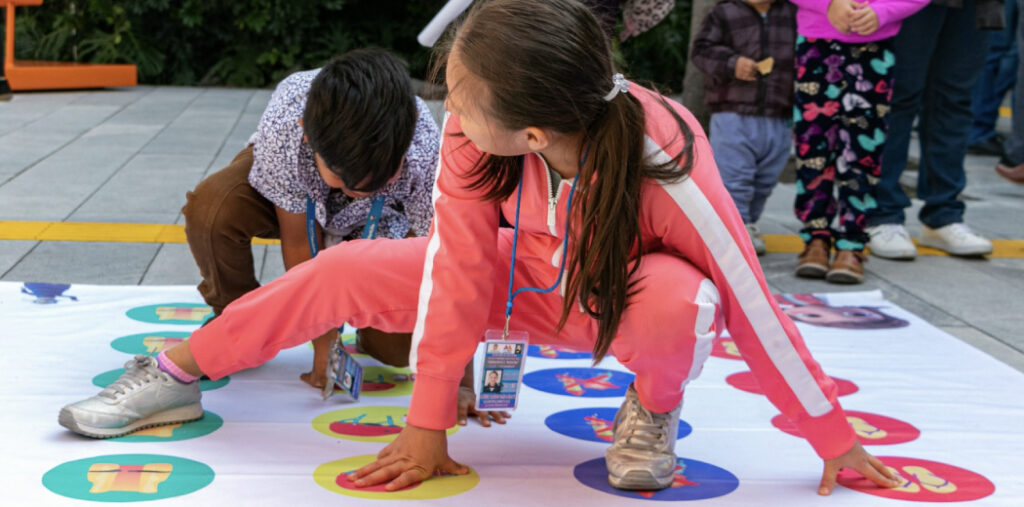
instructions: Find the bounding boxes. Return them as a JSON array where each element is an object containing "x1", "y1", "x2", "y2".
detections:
[{"x1": 603, "y1": 73, "x2": 630, "y2": 101}]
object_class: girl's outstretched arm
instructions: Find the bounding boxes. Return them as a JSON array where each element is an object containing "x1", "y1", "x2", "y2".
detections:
[{"x1": 349, "y1": 425, "x2": 468, "y2": 490}]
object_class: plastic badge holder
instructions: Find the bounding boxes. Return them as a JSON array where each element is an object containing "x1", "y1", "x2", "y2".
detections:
[
  {"x1": 475, "y1": 329, "x2": 529, "y2": 412},
  {"x1": 322, "y1": 335, "x2": 364, "y2": 402}
]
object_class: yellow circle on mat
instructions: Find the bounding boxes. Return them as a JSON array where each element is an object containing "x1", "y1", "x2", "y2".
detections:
[
  {"x1": 313, "y1": 454, "x2": 479, "y2": 500},
  {"x1": 312, "y1": 406, "x2": 459, "y2": 443}
]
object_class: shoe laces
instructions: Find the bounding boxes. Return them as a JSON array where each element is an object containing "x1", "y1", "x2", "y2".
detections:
[
  {"x1": 620, "y1": 398, "x2": 670, "y2": 449},
  {"x1": 99, "y1": 355, "x2": 166, "y2": 400},
  {"x1": 870, "y1": 224, "x2": 910, "y2": 242}
]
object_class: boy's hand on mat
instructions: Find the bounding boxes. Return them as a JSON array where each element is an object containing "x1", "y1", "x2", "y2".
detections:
[
  {"x1": 300, "y1": 331, "x2": 336, "y2": 389},
  {"x1": 350, "y1": 425, "x2": 468, "y2": 491},
  {"x1": 818, "y1": 441, "x2": 900, "y2": 495},
  {"x1": 457, "y1": 386, "x2": 511, "y2": 427}
]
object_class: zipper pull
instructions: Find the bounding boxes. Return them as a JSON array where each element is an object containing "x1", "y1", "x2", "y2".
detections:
[{"x1": 547, "y1": 197, "x2": 557, "y2": 233}]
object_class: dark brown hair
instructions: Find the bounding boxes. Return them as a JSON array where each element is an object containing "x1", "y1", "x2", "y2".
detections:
[
  {"x1": 303, "y1": 48, "x2": 416, "y2": 193},
  {"x1": 436, "y1": 0, "x2": 695, "y2": 362}
]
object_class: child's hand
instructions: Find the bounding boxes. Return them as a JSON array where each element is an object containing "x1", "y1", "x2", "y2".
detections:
[
  {"x1": 350, "y1": 424, "x2": 468, "y2": 491},
  {"x1": 300, "y1": 330, "x2": 337, "y2": 388},
  {"x1": 734, "y1": 57, "x2": 758, "y2": 81},
  {"x1": 457, "y1": 386, "x2": 511, "y2": 427},
  {"x1": 818, "y1": 441, "x2": 900, "y2": 495},
  {"x1": 827, "y1": 0, "x2": 864, "y2": 33},
  {"x1": 850, "y1": 6, "x2": 880, "y2": 35}
]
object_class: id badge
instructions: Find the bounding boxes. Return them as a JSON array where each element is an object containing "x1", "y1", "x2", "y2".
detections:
[
  {"x1": 475, "y1": 329, "x2": 528, "y2": 411},
  {"x1": 322, "y1": 334, "x2": 364, "y2": 402}
]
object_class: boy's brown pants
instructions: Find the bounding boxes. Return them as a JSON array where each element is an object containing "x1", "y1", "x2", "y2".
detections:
[{"x1": 181, "y1": 146, "x2": 411, "y2": 366}]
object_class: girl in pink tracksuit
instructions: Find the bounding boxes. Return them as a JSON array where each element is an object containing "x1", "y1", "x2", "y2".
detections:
[{"x1": 62, "y1": 0, "x2": 900, "y2": 496}]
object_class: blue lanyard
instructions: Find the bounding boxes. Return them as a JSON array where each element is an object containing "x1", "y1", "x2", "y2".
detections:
[
  {"x1": 503, "y1": 158, "x2": 582, "y2": 338},
  {"x1": 306, "y1": 194, "x2": 386, "y2": 257}
]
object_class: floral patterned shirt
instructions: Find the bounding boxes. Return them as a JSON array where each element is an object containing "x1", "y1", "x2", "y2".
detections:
[{"x1": 247, "y1": 69, "x2": 438, "y2": 240}]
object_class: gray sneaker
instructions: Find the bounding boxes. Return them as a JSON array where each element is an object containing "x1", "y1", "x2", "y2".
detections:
[
  {"x1": 605, "y1": 383, "x2": 681, "y2": 490},
  {"x1": 59, "y1": 355, "x2": 202, "y2": 438}
]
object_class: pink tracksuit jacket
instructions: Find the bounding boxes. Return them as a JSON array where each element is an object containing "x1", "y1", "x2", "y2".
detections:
[{"x1": 189, "y1": 84, "x2": 856, "y2": 460}]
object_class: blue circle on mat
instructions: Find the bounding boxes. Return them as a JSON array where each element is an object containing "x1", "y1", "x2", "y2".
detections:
[
  {"x1": 527, "y1": 345, "x2": 593, "y2": 360},
  {"x1": 523, "y1": 368, "x2": 633, "y2": 397},
  {"x1": 93, "y1": 368, "x2": 229, "y2": 392},
  {"x1": 545, "y1": 407, "x2": 691, "y2": 443},
  {"x1": 574, "y1": 457, "x2": 739, "y2": 501}
]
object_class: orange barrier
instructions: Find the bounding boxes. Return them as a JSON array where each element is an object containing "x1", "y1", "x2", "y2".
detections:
[{"x1": 3, "y1": 0, "x2": 137, "y2": 90}]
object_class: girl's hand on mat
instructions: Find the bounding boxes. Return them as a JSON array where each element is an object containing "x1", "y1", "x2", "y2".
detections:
[
  {"x1": 350, "y1": 425, "x2": 468, "y2": 491},
  {"x1": 818, "y1": 441, "x2": 900, "y2": 495},
  {"x1": 457, "y1": 386, "x2": 511, "y2": 427}
]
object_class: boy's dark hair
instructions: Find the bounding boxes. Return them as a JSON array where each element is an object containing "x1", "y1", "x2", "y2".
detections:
[{"x1": 303, "y1": 49, "x2": 416, "y2": 193}]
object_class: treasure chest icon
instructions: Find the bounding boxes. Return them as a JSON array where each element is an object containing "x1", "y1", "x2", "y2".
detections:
[
  {"x1": 87, "y1": 463, "x2": 173, "y2": 494},
  {"x1": 155, "y1": 306, "x2": 212, "y2": 322},
  {"x1": 142, "y1": 336, "x2": 185, "y2": 354}
]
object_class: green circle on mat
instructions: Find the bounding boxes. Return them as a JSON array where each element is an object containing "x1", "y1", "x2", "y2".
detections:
[
  {"x1": 92, "y1": 369, "x2": 229, "y2": 392},
  {"x1": 126, "y1": 303, "x2": 213, "y2": 325},
  {"x1": 41, "y1": 454, "x2": 214, "y2": 501},
  {"x1": 108, "y1": 411, "x2": 223, "y2": 443},
  {"x1": 110, "y1": 332, "x2": 191, "y2": 356},
  {"x1": 360, "y1": 366, "x2": 414, "y2": 397}
]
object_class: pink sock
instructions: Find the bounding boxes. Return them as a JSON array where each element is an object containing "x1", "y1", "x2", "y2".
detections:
[{"x1": 157, "y1": 350, "x2": 199, "y2": 383}]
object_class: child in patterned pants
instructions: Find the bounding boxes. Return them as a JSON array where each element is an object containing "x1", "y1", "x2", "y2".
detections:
[{"x1": 791, "y1": 0, "x2": 927, "y2": 283}]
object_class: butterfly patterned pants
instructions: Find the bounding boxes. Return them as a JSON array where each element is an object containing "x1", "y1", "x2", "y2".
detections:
[{"x1": 793, "y1": 36, "x2": 895, "y2": 251}]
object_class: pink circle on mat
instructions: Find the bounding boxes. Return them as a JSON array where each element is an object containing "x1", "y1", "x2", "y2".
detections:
[
  {"x1": 771, "y1": 410, "x2": 920, "y2": 445},
  {"x1": 838, "y1": 456, "x2": 994, "y2": 502},
  {"x1": 725, "y1": 371, "x2": 858, "y2": 396},
  {"x1": 710, "y1": 337, "x2": 742, "y2": 361}
]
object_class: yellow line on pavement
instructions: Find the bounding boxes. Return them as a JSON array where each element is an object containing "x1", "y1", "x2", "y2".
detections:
[
  {"x1": 1, "y1": 221, "x2": 1022, "y2": 257},
  {"x1": 0, "y1": 221, "x2": 280, "y2": 245},
  {"x1": 1000, "y1": 106, "x2": 1012, "y2": 118}
]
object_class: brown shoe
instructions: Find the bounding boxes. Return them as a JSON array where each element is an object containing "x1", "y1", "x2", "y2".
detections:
[
  {"x1": 826, "y1": 250, "x2": 866, "y2": 284},
  {"x1": 795, "y1": 239, "x2": 830, "y2": 278},
  {"x1": 995, "y1": 162, "x2": 1024, "y2": 184}
]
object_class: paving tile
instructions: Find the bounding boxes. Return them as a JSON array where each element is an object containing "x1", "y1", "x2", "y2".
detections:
[
  {"x1": 259, "y1": 244, "x2": 285, "y2": 284},
  {"x1": 142, "y1": 241, "x2": 268, "y2": 288},
  {"x1": 0, "y1": 240, "x2": 37, "y2": 277},
  {"x1": 70, "y1": 153, "x2": 212, "y2": 223},
  {"x1": 1, "y1": 241, "x2": 159, "y2": 284}
]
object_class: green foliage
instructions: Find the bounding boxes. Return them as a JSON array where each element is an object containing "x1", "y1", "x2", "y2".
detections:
[
  {"x1": 619, "y1": 0, "x2": 693, "y2": 94},
  {"x1": 4, "y1": 0, "x2": 691, "y2": 90}
]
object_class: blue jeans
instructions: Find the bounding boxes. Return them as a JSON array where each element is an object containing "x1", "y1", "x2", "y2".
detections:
[
  {"x1": 1006, "y1": 0, "x2": 1024, "y2": 164},
  {"x1": 871, "y1": 0, "x2": 991, "y2": 228},
  {"x1": 969, "y1": 0, "x2": 1018, "y2": 145}
]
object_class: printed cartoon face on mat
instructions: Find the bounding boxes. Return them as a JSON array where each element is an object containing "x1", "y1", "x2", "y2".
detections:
[
  {"x1": 21, "y1": 282, "x2": 77, "y2": 304},
  {"x1": 775, "y1": 293, "x2": 908, "y2": 329},
  {"x1": 87, "y1": 463, "x2": 172, "y2": 494}
]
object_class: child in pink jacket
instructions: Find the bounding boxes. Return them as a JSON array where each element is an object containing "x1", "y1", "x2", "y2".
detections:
[{"x1": 60, "y1": 0, "x2": 901, "y2": 496}]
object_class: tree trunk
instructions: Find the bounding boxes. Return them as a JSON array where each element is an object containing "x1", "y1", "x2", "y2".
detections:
[{"x1": 681, "y1": 0, "x2": 717, "y2": 133}]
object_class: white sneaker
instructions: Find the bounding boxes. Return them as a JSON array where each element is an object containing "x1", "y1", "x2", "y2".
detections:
[
  {"x1": 919, "y1": 223, "x2": 993, "y2": 256},
  {"x1": 745, "y1": 223, "x2": 766, "y2": 256},
  {"x1": 605, "y1": 383, "x2": 681, "y2": 490},
  {"x1": 59, "y1": 355, "x2": 202, "y2": 438},
  {"x1": 866, "y1": 224, "x2": 917, "y2": 260}
]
